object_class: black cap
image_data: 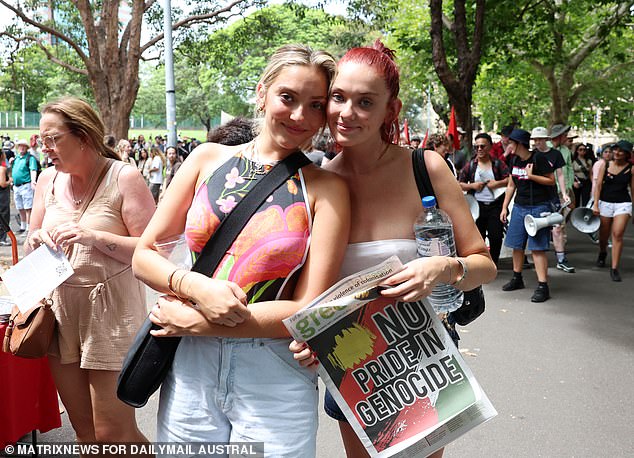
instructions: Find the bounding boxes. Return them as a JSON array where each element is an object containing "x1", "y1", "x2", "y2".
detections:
[{"x1": 498, "y1": 125, "x2": 514, "y2": 137}]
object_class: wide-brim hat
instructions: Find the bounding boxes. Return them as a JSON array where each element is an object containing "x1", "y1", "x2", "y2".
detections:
[
  {"x1": 615, "y1": 140, "x2": 633, "y2": 154},
  {"x1": 15, "y1": 139, "x2": 29, "y2": 147},
  {"x1": 509, "y1": 128, "x2": 531, "y2": 147},
  {"x1": 550, "y1": 123, "x2": 571, "y2": 139},
  {"x1": 531, "y1": 127, "x2": 550, "y2": 139}
]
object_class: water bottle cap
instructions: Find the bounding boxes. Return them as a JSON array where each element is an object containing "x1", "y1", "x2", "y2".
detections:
[{"x1": 422, "y1": 196, "x2": 436, "y2": 208}]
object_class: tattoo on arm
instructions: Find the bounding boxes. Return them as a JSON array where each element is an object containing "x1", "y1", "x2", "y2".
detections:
[{"x1": 106, "y1": 243, "x2": 117, "y2": 252}]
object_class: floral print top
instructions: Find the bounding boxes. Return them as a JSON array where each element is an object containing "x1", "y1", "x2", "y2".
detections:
[{"x1": 184, "y1": 149, "x2": 311, "y2": 303}]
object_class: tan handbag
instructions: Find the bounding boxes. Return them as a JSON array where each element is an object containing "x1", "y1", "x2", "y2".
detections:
[{"x1": 2, "y1": 298, "x2": 56, "y2": 358}]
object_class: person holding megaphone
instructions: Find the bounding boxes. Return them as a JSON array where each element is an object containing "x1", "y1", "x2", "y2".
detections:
[{"x1": 500, "y1": 129, "x2": 556, "y2": 302}]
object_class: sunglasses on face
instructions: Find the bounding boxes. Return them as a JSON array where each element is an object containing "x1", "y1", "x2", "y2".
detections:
[
  {"x1": 474, "y1": 144, "x2": 489, "y2": 150},
  {"x1": 37, "y1": 132, "x2": 68, "y2": 149}
]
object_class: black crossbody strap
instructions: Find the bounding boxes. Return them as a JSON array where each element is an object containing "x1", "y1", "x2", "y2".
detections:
[
  {"x1": 412, "y1": 149, "x2": 436, "y2": 199},
  {"x1": 191, "y1": 151, "x2": 311, "y2": 276}
]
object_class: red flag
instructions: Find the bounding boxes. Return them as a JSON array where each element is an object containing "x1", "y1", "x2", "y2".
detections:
[
  {"x1": 403, "y1": 118, "x2": 410, "y2": 144},
  {"x1": 447, "y1": 107, "x2": 461, "y2": 150},
  {"x1": 422, "y1": 129, "x2": 429, "y2": 148}
]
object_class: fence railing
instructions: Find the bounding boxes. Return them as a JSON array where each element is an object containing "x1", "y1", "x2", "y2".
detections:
[{"x1": 1, "y1": 111, "x2": 215, "y2": 130}]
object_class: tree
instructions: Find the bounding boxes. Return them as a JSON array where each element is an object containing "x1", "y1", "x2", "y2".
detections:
[
  {"x1": 346, "y1": 0, "x2": 497, "y2": 141},
  {"x1": 428, "y1": 0, "x2": 486, "y2": 144},
  {"x1": 0, "y1": 0, "x2": 261, "y2": 139},
  {"x1": 505, "y1": 0, "x2": 633, "y2": 125},
  {"x1": 175, "y1": 4, "x2": 369, "y2": 133}
]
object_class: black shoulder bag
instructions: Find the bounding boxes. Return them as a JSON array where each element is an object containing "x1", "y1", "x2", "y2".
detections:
[
  {"x1": 117, "y1": 152, "x2": 311, "y2": 408},
  {"x1": 412, "y1": 149, "x2": 485, "y2": 326}
]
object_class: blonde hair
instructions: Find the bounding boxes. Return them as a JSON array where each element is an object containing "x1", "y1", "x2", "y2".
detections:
[
  {"x1": 115, "y1": 139, "x2": 131, "y2": 157},
  {"x1": 40, "y1": 97, "x2": 119, "y2": 160},
  {"x1": 149, "y1": 145, "x2": 165, "y2": 163}
]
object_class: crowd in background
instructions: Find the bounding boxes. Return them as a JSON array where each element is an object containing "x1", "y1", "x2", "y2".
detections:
[{"x1": 0, "y1": 120, "x2": 631, "y2": 290}]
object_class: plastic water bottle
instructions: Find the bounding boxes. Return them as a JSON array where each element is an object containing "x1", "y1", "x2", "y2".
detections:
[{"x1": 413, "y1": 196, "x2": 463, "y2": 313}]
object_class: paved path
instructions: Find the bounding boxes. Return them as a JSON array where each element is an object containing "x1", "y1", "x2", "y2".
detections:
[{"x1": 6, "y1": 220, "x2": 632, "y2": 457}]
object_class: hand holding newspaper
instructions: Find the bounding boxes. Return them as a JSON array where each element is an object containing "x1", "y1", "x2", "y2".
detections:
[
  {"x1": 284, "y1": 256, "x2": 496, "y2": 458},
  {"x1": 1, "y1": 244, "x2": 74, "y2": 314}
]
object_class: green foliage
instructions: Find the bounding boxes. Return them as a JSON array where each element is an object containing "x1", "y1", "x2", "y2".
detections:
[
  {"x1": 0, "y1": 44, "x2": 91, "y2": 112},
  {"x1": 174, "y1": 4, "x2": 371, "y2": 127}
]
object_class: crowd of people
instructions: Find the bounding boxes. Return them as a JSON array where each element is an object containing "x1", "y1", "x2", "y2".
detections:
[
  {"x1": 0, "y1": 37, "x2": 630, "y2": 458},
  {"x1": 413, "y1": 124, "x2": 632, "y2": 294}
]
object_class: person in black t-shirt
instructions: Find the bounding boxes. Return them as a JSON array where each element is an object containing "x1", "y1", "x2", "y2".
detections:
[{"x1": 500, "y1": 129, "x2": 556, "y2": 302}]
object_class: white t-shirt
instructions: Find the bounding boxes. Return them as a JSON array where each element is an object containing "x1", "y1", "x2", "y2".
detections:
[
  {"x1": 474, "y1": 166, "x2": 496, "y2": 203},
  {"x1": 149, "y1": 156, "x2": 164, "y2": 185}
]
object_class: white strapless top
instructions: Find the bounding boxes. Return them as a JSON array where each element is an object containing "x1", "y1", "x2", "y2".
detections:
[{"x1": 339, "y1": 239, "x2": 417, "y2": 279}]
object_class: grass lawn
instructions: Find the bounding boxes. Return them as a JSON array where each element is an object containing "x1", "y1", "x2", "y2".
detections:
[{"x1": 2, "y1": 128, "x2": 208, "y2": 144}]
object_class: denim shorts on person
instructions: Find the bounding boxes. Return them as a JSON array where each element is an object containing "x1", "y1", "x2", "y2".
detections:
[
  {"x1": 599, "y1": 200, "x2": 632, "y2": 218},
  {"x1": 157, "y1": 336, "x2": 318, "y2": 458},
  {"x1": 13, "y1": 183, "x2": 34, "y2": 210},
  {"x1": 504, "y1": 203, "x2": 551, "y2": 251}
]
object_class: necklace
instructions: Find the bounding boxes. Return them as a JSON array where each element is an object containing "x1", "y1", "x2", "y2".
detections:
[
  {"x1": 70, "y1": 158, "x2": 102, "y2": 206},
  {"x1": 250, "y1": 141, "x2": 280, "y2": 175}
]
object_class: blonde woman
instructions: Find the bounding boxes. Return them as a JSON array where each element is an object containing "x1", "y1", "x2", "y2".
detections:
[
  {"x1": 115, "y1": 139, "x2": 137, "y2": 168},
  {"x1": 26, "y1": 97, "x2": 155, "y2": 444},
  {"x1": 132, "y1": 45, "x2": 350, "y2": 455}
]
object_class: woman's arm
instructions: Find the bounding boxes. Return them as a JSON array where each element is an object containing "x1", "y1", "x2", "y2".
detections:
[
  {"x1": 46, "y1": 165, "x2": 155, "y2": 265},
  {"x1": 381, "y1": 151, "x2": 496, "y2": 301},
  {"x1": 146, "y1": 162, "x2": 351, "y2": 338},
  {"x1": 592, "y1": 161, "x2": 606, "y2": 214},
  {"x1": 133, "y1": 143, "x2": 255, "y2": 328}
]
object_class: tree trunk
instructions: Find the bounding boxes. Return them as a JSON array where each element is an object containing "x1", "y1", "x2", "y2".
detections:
[
  {"x1": 429, "y1": 0, "x2": 486, "y2": 148},
  {"x1": 1, "y1": 0, "x2": 252, "y2": 141}
]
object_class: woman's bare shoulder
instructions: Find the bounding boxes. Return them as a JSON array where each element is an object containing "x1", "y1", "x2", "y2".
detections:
[{"x1": 302, "y1": 162, "x2": 348, "y2": 192}]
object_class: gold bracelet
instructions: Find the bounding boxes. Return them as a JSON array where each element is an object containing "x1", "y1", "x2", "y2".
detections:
[
  {"x1": 451, "y1": 258, "x2": 468, "y2": 287},
  {"x1": 167, "y1": 269, "x2": 185, "y2": 300}
]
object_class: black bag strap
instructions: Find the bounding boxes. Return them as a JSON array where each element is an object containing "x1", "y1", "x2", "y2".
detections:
[
  {"x1": 412, "y1": 148, "x2": 435, "y2": 199},
  {"x1": 191, "y1": 151, "x2": 311, "y2": 276},
  {"x1": 412, "y1": 148, "x2": 484, "y2": 325}
]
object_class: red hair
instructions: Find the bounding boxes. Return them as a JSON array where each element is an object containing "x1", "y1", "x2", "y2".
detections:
[{"x1": 339, "y1": 39, "x2": 400, "y2": 143}]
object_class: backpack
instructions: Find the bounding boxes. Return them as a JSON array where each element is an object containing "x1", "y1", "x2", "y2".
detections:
[{"x1": 411, "y1": 149, "x2": 485, "y2": 326}]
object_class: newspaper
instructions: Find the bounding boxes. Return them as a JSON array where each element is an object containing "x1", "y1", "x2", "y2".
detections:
[
  {"x1": 1, "y1": 244, "x2": 74, "y2": 314},
  {"x1": 283, "y1": 256, "x2": 496, "y2": 458}
]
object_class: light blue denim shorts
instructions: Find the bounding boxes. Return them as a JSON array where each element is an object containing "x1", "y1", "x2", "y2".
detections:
[
  {"x1": 157, "y1": 336, "x2": 318, "y2": 458},
  {"x1": 13, "y1": 183, "x2": 34, "y2": 210}
]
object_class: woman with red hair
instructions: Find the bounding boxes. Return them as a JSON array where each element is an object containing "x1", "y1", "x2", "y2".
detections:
[{"x1": 292, "y1": 40, "x2": 496, "y2": 457}]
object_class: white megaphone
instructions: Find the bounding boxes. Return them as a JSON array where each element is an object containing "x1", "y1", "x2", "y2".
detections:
[
  {"x1": 464, "y1": 194, "x2": 479, "y2": 221},
  {"x1": 524, "y1": 212, "x2": 564, "y2": 236},
  {"x1": 570, "y1": 207, "x2": 600, "y2": 234}
]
